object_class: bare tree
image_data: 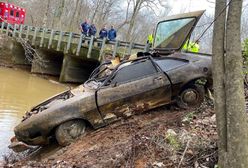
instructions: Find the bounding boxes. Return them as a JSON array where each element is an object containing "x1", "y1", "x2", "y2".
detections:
[
  {"x1": 42, "y1": 0, "x2": 51, "y2": 27},
  {"x1": 9, "y1": 0, "x2": 170, "y2": 43},
  {"x1": 125, "y1": 0, "x2": 160, "y2": 41},
  {"x1": 68, "y1": 0, "x2": 80, "y2": 31},
  {"x1": 213, "y1": 0, "x2": 248, "y2": 167},
  {"x1": 225, "y1": 0, "x2": 248, "y2": 166},
  {"x1": 212, "y1": 0, "x2": 227, "y2": 167},
  {"x1": 51, "y1": 0, "x2": 65, "y2": 30}
]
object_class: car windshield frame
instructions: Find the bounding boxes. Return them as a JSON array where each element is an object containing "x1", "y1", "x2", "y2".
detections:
[
  {"x1": 84, "y1": 56, "x2": 160, "y2": 90},
  {"x1": 153, "y1": 16, "x2": 197, "y2": 51},
  {"x1": 83, "y1": 61, "x2": 113, "y2": 89}
]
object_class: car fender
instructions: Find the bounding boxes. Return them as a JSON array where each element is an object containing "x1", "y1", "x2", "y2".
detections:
[
  {"x1": 181, "y1": 75, "x2": 209, "y2": 91},
  {"x1": 15, "y1": 95, "x2": 104, "y2": 141}
]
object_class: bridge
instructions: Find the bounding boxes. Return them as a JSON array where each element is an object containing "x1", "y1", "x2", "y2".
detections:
[{"x1": 0, "y1": 22, "x2": 150, "y2": 83}]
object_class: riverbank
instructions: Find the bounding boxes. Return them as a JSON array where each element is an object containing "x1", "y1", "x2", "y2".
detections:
[
  {"x1": 2, "y1": 99, "x2": 218, "y2": 168},
  {"x1": 0, "y1": 68, "x2": 219, "y2": 167}
]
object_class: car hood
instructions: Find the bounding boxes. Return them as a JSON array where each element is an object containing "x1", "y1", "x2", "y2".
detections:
[
  {"x1": 154, "y1": 10, "x2": 205, "y2": 52},
  {"x1": 22, "y1": 85, "x2": 94, "y2": 121}
]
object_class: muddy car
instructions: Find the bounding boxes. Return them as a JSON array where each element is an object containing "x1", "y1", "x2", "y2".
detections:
[{"x1": 10, "y1": 10, "x2": 212, "y2": 150}]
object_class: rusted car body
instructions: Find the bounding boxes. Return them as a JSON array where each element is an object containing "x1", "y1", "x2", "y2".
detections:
[{"x1": 10, "y1": 10, "x2": 212, "y2": 149}]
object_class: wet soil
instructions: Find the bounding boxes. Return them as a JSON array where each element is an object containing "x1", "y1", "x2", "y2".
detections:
[{"x1": 5, "y1": 101, "x2": 218, "y2": 168}]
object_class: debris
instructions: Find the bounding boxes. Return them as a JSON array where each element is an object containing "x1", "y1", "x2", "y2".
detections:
[
  {"x1": 166, "y1": 129, "x2": 177, "y2": 137},
  {"x1": 153, "y1": 161, "x2": 165, "y2": 167},
  {"x1": 178, "y1": 140, "x2": 191, "y2": 168}
]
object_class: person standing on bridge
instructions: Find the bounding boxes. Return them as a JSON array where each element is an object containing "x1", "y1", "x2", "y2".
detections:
[
  {"x1": 108, "y1": 25, "x2": 117, "y2": 41},
  {"x1": 99, "y1": 25, "x2": 108, "y2": 39},
  {"x1": 98, "y1": 25, "x2": 108, "y2": 47},
  {"x1": 89, "y1": 24, "x2": 97, "y2": 37},
  {"x1": 80, "y1": 20, "x2": 90, "y2": 36}
]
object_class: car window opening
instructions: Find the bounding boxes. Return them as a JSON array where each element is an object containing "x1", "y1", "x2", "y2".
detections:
[
  {"x1": 110, "y1": 60, "x2": 157, "y2": 85},
  {"x1": 154, "y1": 17, "x2": 196, "y2": 50},
  {"x1": 85, "y1": 58, "x2": 154, "y2": 89},
  {"x1": 10, "y1": 10, "x2": 14, "y2": 16}
]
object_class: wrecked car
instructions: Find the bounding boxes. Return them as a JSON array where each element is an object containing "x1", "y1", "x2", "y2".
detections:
[{"x1": 10, "y1": 10, "x2": 212, "y2": 150}]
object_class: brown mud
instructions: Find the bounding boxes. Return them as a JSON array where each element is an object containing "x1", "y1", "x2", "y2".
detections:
[{"x1": 3, "y1": 100, "x2": 218, "y2": 168}]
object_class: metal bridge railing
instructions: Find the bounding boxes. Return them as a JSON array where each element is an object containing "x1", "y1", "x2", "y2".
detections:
[{"x1": 0, "y1": 22, "x2": 150, "y2": 61}]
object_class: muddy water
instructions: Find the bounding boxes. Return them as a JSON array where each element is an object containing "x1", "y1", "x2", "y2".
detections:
[{"x1": 0, "y1": 67, "x2": 69, "y2": 157}]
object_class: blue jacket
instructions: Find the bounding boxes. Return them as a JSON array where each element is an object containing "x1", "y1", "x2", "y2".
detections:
[
  {"x1": 99, "y1": 28, "x2": 108, "y2": 38},
  {"x1": 108, "y1": 28, "x2": 117, "y2": 40},
  {"x1": 81, "y1": 22, "x2": 90, "y2": 35},
  {"x1": 89, "y1": 25, "x2": 97, "y2": 36}
]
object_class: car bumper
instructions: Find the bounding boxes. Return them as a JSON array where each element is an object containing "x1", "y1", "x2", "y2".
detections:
[
  {"x1": 8, "y1": 136, "x2": 35, "y2": 153},
  {"x1": 15, "y1": 130, "x2": 49, "y2": 146}
]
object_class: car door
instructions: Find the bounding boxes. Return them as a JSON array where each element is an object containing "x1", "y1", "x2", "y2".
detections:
[
  {"x1": 96, "y1": 59, "x2": 171, "y2": 124},
  {"x1": 153, "y1": 10, "x2": 205, "y2": 53}
]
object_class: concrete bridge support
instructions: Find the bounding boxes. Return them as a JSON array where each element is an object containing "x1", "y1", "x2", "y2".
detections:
[
  {"x1": 0, "y1": 35, "x2": 13, "y2": 63},
  {"x1": 59, "y1": 55, "x2": 100, "y2": 83},
  {"x1": 11, "y1": 39, "x2": 30, "y2": 65},
  {"x1": 31, "y1": 49, "x2": 64, "y2": 75}
]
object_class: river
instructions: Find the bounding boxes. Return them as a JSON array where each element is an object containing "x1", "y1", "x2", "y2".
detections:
[{"x1": 0, "y1": 67, "x2": 70, "y2": 157}]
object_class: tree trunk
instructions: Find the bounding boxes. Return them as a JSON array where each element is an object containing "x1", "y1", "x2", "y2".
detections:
[
  {"x1": 52, "y1": 0, "x2": 65, "y2": 30},
  {"x1": 75, "y1": 0, "x2": 84, "y2": 29},
  {"x1": 42, "y1": 0, "x2": 51, "y2": 28},
  {"x1": 225, "y1": 0, "x2": 248, "y2": 167},
  {"x1": 126, "y1": 0, "x2": 143, "y2": 42},
  {"x1": 212, "y1": 0, "x2": 227, "y2": 167},
  {"x1": 91, "y1": 0, "x2": 101, "y2": 24},
  {"x1": 213, "y1": 0, "x2": 248, "y2": 167},
  {"x1": 68, "y1": 0, "x2": 80, "y2": 31}
]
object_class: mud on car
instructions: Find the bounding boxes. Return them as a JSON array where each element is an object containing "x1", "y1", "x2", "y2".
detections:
[{"x1": 9, "y1": 10, "x2": 212, "y2": 151}]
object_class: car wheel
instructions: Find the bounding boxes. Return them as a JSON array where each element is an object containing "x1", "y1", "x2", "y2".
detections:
[
  {"x1": 176, "y1": 84, "x2": 205, "y2": 109},
  {"x1": 55, "y1": 120, "x2": 86, "y2": 146}
]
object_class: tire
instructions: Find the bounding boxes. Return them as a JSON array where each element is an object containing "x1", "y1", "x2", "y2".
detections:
[
  {"x1": 55, "y1": 120, "x2": 86, "y2": 146},
  {"x1": 176, "y1": 84, "x2": 205, "y2": 109}
]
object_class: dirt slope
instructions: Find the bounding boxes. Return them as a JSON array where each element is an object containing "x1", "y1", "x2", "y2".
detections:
[
  {"x1": 2, "y1": 41, "x2": 247, "y2": 167},
  {"x1": 4, "y1": 101, "x2": 217, "y2": 168}
]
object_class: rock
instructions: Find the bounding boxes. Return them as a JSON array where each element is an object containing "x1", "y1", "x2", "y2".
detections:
[
  {"x1": 179, "y1": 130, "x2": 192, "y2": 143},
  {"x1": 152, "y1": 161, "x2": 165, "y2": 167},
  {"x1": 186, "y1": 149, "x2": 194, "y2": 155},
  {"x1": 210, "y1": 114, "x2": 216, "y2": 123},
  {"x1": 166, "y1": 129, "x2": 177, "y2": 137},
  {"x1": 182, "y1": 117, "x2": 189, "y2": 124}
]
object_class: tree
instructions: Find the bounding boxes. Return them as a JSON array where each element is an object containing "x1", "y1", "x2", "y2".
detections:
[
  {"x1": 225, "y1": 0, "x2": 248, "y2": 166},
  {"x1": 7, "y1": 0, "x2": 170, "y2": 43},
  {"x1": 124, "y1": 0, "x2": 162, "y2": 42},
  {"x1": 42, "y1": 0, "x2": 52, "y2": 27},
  {"x1": 212, "y1": 0, "x2": 248, "y2": 167},
  {"x1": 68, "y1": 0, "x2": 80, "y2": 31},
  {"x1": 212, "y1": 0, "x2": 227, "y2": 166},
  {"x1": 51, "y1": 0, "x2": 65, "y2": 30}
]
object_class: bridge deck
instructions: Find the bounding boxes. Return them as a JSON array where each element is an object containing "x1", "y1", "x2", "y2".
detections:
[{"x1": 1, "y1": 22, "x2": 150, "y2": 60}]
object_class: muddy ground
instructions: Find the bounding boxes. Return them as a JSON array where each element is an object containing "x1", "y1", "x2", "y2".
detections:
[
  {"x1": 2, "y1": 99, "x2": 218, "y2": 168},
  {"x1": 0, "y1": 71, "x2": 218, "y2": 167},
  {"x1": 2, "y1": 67, "x2": 247, "y2": 168}
]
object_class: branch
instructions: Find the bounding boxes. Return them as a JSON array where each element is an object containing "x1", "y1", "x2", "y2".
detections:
[{"x1": 177, "y1": 140, "x2": 191, "y2": 168}]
